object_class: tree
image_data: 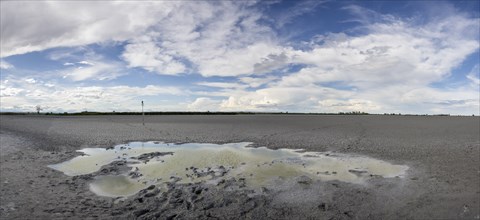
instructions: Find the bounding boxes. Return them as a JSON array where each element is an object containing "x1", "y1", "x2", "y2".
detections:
[{"x1": 36, "y1": 105, "x2": 42, "y2": 114}]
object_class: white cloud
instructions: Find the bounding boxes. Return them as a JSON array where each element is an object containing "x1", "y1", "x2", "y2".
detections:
[
  {"x1": 239, "y1": 76, "x2": 277, "y2": 88},
  {"x1": 187, "y1": 97, "x2": 221, "y2": 111},
  {"x1": 0, "y1": 59, "x2": 13, "y2": 69},
  {"x1": 274, "y1": 0, "x2": 327, "y2": 28},
  {"x1": 0, "y1": 79, "x2": 23, "y2": 97},
  {"x1": 284, "y1": 23, "x2": 478, "y2": 88},
  {"x1": 341, "y1": 4, "x2": 395, "y2": 25},
  {"x1": 77, "y1": 61, "x2": 94, "y2": 65},
  {"x1": 0, "y1": 77, "x2": 186, "y2": 112},
  {"x1": 317, "y1": 99, "x2": 379, "y2": 113},
  {"x1": 25, "y1": 78, "x2": 36, "y2": 84},
  {"x1": 216, "y1": 86, "x2": 352, "y2": 112},
  {"x1": 54, "y1": 48, "x2": 125, "y2": 81},
  {"x1": 1, "y1": 2, "x2": 478, "y2": 114},
  {"x1": 264, "y1": 9, "x2": 479, "y2": 114},
  {"x1": 44, "y1": 83, "x2": 55, "y2": 88},
  {"x1": 0, "y1": 1, "x2": 178, "y2": 57},
  {"x1": 197, "y1": 82, "x2": 247, "y2": 90},
  {"x1": 195, "y1": 43, "x2": 286, "y2": 77},
  {"x1": 122, "y1": 40, "x2": 186, "y2": 75},
  {"x1": 466, "y1": 64, "x2": 480, "y2": 85},
  {"x1": 120, "y1": 2, "x2": 283, "y2": 77},
  {"x1": 62, "y1": 61, "x2": 123, "y2": 81},
  {"x1": 2, "y1": 1, "x2": 284, "y2": 77},
  {"x1": 187, "y1": 7, "x2": 478, "y2": 114}
]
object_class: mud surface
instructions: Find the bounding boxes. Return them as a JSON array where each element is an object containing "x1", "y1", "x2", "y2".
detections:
[
  {"x1": 50, "y1": 142, "x2": 409, "y2": 197},
  {"x1": 1, "y1": 115, "x2": 479, "y2": 219}
]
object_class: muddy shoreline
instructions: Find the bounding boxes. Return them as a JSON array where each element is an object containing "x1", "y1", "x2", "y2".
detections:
[{"x1": 1, "y1": 115, "x2": 479, "y2": 219}]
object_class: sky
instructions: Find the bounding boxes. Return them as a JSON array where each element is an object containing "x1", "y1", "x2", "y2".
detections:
[{"x1": 0, "y1": 0, "x2": 479, "y2": 115}]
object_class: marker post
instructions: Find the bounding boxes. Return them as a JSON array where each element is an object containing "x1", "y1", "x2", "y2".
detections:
[{"x1": 142, "y1": 100, "x2": 145, "y2": 126}]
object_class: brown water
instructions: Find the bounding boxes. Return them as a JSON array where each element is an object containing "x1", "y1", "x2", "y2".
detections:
[{"x1": 49, "y1": 142, "x2": 409, "y2": 197}]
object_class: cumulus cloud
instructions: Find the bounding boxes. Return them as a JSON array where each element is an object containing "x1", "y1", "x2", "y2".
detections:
[
  {"x1": 0, "y1": 1, "x2": 177, "y2": 57},
  {"x1": 284, "y1": 19, "x2": 478, "y2": 88},
  {"x1": 1, "y1": 2, "x2": 478, "y2": 114},
  {"x1": 0, "y1": 80, "x2": 23, "y2": 97},
  {"x1": 120, "y1": 1, "x2": 284, "y2": 77},
  {"x1": 2, "y1": 1, "x2": 284, "y2": 77},
  {"x1": 215, "y1": 86, "x2": 352, "y2": 112},
  {"x1": 193, "y1": 4, "x2": 478, "y2": 113},
  {"x1": 195, "y1": 43, "x2": 286, "y2": 76},
  {"x1": 317, "y1": 99, "x2": 379, "y2": 113},
  {"x1": 265, "y1": 7, "x2": 479, "y2": 113},
  {"x1": 188, "y1": 5, "x2": 478, "y2": 114},
  {"x1": 122, "y1": 40, "x2": 187, "y2": 75},
  {"x1": 187, "y1": 97, "x2": 221, "y2": 111},
  {"x1": 0, "y1": 77, "x2": 186, "y2": 112}
]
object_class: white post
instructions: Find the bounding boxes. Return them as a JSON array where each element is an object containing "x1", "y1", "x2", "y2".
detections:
[{"x1": 142, "y1": 100, "x2": 144, "y2": 126}]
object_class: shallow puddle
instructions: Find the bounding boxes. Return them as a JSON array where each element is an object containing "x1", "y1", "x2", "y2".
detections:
[{"x1": 49, "y1": 142, "x2": 408, "y2": 197}]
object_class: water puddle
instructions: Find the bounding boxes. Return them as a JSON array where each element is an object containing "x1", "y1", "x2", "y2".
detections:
[{"x1": 49, "y1": 142, "x2": 408, "y2": 197}]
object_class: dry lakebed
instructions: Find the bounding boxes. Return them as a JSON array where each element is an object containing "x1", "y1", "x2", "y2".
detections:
[{"x1": 0, "y1": 114, "x2": 479, "y2": 219}]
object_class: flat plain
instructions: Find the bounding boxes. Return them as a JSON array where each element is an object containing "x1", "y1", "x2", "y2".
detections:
[{"x1": 0, "y1": 115, "x2": 479, "y2": 219}]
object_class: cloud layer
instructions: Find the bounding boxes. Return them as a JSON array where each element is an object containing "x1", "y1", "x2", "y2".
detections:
[
  {"x1": 1, "y1": 77, "x2": 184, "y2": 112},
  {"x1": 1, "y1": 1, "x2": 479, "y2": 114}
]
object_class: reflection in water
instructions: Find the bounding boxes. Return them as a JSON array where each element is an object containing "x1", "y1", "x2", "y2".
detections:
[{"x1": 49, "y1": 142, "x2": 408, "y2": 197}]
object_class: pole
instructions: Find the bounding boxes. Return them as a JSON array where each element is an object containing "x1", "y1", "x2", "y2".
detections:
[{"x1": 142, "y1": 100, "x2": 144, "y2": 126}]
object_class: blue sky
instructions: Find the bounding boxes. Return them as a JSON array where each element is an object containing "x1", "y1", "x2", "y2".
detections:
[{"x1": 1, "y1": 0, "x2": 479, "y2": 114}]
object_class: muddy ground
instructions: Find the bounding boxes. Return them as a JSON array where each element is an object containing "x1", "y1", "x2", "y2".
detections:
[{"x1": 0, "y1": 115, "x2": 479, "y2": 219}]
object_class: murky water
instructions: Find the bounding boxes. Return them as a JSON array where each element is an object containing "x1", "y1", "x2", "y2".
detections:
[{"x1": 49, "y1": 142, "x2": 408, "y2": 197}]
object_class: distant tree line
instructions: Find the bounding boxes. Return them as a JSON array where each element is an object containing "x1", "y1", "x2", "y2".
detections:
[
  {"x1": 0, "y1": 111, "x2": 473, "y2": 116},
  {"x1": 338, "y1": 111, "x2": 369, "y2": 115}
]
